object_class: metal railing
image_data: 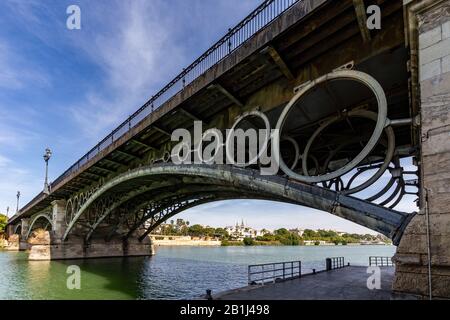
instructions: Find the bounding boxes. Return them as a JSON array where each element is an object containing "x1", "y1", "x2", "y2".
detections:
[
  {"x1": 369, "y1": 256, "x2": 394, "y2": 267},
  {"x1": 248, "y1": 260, "x2": 301, "y2": 285},
  {"x1": 326, "y1": 257, "x2": 346, "y2": 270},
  {"x1": 49, "y1": 0, "x2": 300, "y2": 189}
]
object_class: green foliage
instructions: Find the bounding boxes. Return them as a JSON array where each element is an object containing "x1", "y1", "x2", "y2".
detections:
[
  {"x1": 187, "y1": 224, "x2": 205, "y2": 237},
  {"x1": 243, "y1": 237, "x2": 254, "y2": 246},
  {"x1": 273, "y1": 228, "x2": 302, "y2": 246},
  {"x1": 154, "y1": 219, "x2": 390, "y2": 246},
  {"x1": 0, "y1": 213, "x2": 7, "y2": 234},
  {"x1": 214, "y1": 228, "x2": 229, "y2": 239},
  {"x1": 221, "y1": 240, "x2": 243, "y2": 246}
]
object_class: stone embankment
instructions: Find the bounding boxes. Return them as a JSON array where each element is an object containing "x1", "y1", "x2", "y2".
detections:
[{"x1": 150, "y1": 235, "x2": 221, "y2": 246}]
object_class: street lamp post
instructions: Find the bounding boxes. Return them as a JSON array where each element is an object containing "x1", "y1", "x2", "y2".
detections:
[
  {"x1": 43, "y1": 148, "x2": 52, "y2": 195},
  {"x1": 6, "y1": 206, "x2": 9, "y2": 217},
  {"x1": 16, "y1": 191, "x2": 20, "y2": 213}
]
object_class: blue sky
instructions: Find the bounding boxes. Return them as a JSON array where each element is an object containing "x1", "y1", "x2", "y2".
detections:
[{"x1": 0, "y1": 0, "x2": 417, "y2": 233}]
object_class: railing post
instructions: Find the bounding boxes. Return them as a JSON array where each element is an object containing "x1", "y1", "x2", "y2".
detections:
[{"x1": 326, "y1": 258, "x2": 332, "y2": 271}]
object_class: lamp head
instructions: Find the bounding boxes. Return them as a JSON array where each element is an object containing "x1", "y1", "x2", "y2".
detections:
[{"x1": 43, "y1": 148, "x2": 52, "y2": 162}]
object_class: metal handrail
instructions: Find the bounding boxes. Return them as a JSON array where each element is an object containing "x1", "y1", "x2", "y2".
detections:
[
  {"x1": 326, "y1": 257, "x2": 345, "y2": 270},
  {"x1": 50, "y1": 0, "x2": 300, "y2": 189},
  {"x1": 369, "y1": 256, "x2": 394, "y2": 267},
  {"x1": 248, "y1": 260, "x2": 301, "y2": 285}
]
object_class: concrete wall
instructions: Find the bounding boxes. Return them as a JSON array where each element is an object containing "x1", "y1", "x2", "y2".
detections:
[
  {"x1": 151, "y1": 235, "x2": 221, "y2": 246},
  {"x1": 28, "y1": 237, "x2": 155, "y2": 261},
  {"x1": 393, "y1": 0, "x2": 450, "y2": 299}
]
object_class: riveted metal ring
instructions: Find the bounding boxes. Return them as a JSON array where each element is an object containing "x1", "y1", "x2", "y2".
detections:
[
  {"x1": 226, "y1": 110, "x2": 271, "y2": 167},
  {"x1": 274, "y1": 70, "x2": 388, "y2": 183}
]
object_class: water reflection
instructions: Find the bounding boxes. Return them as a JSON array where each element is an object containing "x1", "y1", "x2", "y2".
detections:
[{"x1": 27, "y1": 260, "x2": 51, "y2": 299}]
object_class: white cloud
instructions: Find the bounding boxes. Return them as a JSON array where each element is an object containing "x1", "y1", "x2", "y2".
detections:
[
  {"x1": 0, "y1": 154, "x2": 41, "y2": 217},
  {"x1": 66, "y1": 0, "x2": 185, "y2": 141},
  {"x1": 0, "y1": 40, "x2": 51, "y2": 90}
]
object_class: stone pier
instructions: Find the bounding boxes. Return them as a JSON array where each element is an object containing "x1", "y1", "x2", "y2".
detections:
[
  {"x1": 19, "y1": 218, "x2": 30, "y2": 251},
  {"x1": 393, "y1": 0, "x2": 450, "y2": 299},
  {"x1": 7, "y1": 199, "x2": 155, "y2": 261},
  {"x1": 28, "y1": 237, "x2": 155, "y2": 261}
]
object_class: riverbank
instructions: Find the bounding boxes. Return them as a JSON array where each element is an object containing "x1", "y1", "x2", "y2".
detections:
[
  {"x1": 221, "y1": 240, "x2": 391, "y2": 247},
  {"x1": 150, "y1": 235, "x2": 221, "y2": 246},
  {"x1": 0, "y1": 237, "x2": 8, "y2": 248}
]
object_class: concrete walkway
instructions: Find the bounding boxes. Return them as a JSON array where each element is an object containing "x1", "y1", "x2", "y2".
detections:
[{"x1": 215, "y1": 266, "x2": 415, "y2": 300}]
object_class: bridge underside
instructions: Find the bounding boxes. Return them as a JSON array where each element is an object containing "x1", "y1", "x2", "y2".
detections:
[{"x1": 65, "y1": 164, "x2": 413, "y2": 247}]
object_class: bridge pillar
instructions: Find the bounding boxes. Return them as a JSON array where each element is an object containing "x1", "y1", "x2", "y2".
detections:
[
  {"x1": 3, "y1": 224, "x2": 19, "y2": 251},
  {"x1": 28, "y1": 237, "x2": 155, "y2": 261},
  {"x1": 51, "y1": 199, "x2": 67, "y2": 242},
  {"x1": 19, "y1": 218, "x2": 30, "y2": 250},
  {"x1": 393, "y1": 0, "x2": 450, "y2": 299},
  {"x1": 27, "y1": 199, "x2": 155, "y2": 260},
  {"x1": 6, "y1": 224, "x2": 14, "y2": 237}
]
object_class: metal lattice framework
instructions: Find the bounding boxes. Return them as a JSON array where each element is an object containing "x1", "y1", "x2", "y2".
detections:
[
  {"x1": 58, "y1": 70, "x2": 418, "y2": 245},
  {"x1": 24, "y1": 211, "x2": 53, "y2": 240},
  {"x1": 61, "y1": 164, "x2": 413, "y2": 245}
]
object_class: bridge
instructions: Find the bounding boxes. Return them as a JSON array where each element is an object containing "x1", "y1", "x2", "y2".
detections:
[{"x1": 5, "y1": 0, "x2": 450, "y2": 299}]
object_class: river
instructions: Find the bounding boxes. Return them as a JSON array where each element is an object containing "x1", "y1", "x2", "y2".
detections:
[{"x1": 0, "y1": 245, "x2": 396, "y2": 300}]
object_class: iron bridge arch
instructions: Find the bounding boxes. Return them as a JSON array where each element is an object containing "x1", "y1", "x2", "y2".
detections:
[
  {"x1": 25, "y1": 213, "x2": 53, "y2": 240},
  {"x1": 62, "y1": 164, "x2": 413, "y2": 245}
]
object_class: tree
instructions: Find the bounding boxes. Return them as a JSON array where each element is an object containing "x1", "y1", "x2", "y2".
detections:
[
  {"x1": 188, "y1": 224, "x2": 205, "y2": 237},
  {"x1": 274, "y1": 228, "x2": 290, "y2": 236},
  {"x1": 214, "y1": 228, "x2": 229, "y2": 239},
  {"x1": 243, "y1": 237, "x2": 254, "y2": 246},
  {"x1": 303, "y1": 229, "x2": 317, "y2": 239},
  {"x1": 0, "y1": 214, "x2": 8, "y2": 235}
]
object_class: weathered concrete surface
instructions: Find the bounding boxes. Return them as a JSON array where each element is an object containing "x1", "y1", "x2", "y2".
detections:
[
  {"x1": 393, "y1": 0, "x2": 450, "y2": 299},
  {"x1": 214, "y1": 267, "x2": 416, "y2": 300},
  {"x1": 28, "y1": 237, "x2": 155, "y2": 261}
]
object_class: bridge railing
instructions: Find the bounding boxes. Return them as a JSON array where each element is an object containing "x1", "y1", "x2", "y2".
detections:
[
  {"x1": 326, "y1": 257, "x2": 346, "y2": 270},
  {"x1": 369, "y1": 256, "x2": 394, "y2": 267},
  {"x1": 248, "y1": 260, "x2": 301, "y2": 285},
  {"x1": 48, "y1": 0, "x2": 300, "y2": 191}
]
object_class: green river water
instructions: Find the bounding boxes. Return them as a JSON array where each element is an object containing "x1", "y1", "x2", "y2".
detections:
[{"x1": 0, "y1": 245, "x2": 396, "y2": 300}]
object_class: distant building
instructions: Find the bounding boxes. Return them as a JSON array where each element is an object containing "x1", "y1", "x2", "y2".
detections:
[
  {"x1": 225, "y1": 220, "x2": 261, "y2": 241},
  {"x1": 304, "y1": 240, "x2": 331, "y2": 246}
]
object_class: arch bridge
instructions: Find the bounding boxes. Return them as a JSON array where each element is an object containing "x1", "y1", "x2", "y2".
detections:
[{"x1": 6, "y1": 0, "x2": 450, "y2": 298}]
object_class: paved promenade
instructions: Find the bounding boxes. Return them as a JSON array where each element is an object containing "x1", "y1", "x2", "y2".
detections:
[{"x1": 215, "y1": 266, "x2": 416, "y2": 300}]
